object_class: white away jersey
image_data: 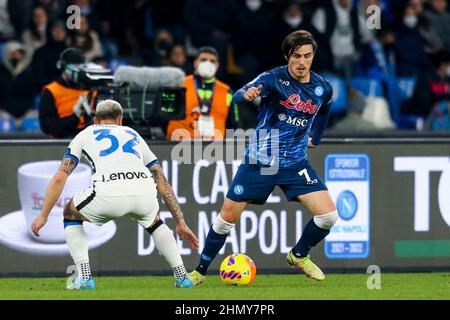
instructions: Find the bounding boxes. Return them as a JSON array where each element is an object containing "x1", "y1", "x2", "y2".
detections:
[{"x1": 65, "y1": 124, "x2": 158, "y2": 196}]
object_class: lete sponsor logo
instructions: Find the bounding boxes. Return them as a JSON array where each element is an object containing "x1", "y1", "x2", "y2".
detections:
[{"x1": 279, "y1": 94, "x2": 318, "y2": 114}]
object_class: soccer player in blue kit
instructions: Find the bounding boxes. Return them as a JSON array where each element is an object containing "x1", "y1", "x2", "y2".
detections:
[{"x1": 189, "y1": 30, "x2": 338, "y2": 284}]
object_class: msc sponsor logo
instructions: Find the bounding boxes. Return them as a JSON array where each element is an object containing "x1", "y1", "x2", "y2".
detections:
[
  {"x1": 280, "y1": 94, "x2": 318, "y2": 114},
  {"x1": 101, "y1": 171, "x2": 149, "y2": 182},
  {"x1": 278, "y1": 113, "x2": 308, "y2": 127}
]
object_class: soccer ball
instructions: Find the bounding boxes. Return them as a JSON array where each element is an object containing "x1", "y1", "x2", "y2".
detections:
[{"x1": 219, "y1": 253, "x2": 256, "y2": 286}]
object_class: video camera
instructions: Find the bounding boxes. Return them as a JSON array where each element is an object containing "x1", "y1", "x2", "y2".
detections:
[
  {"x1": 94, "y1": 66, "x2": 187, "y2": 138},
  {"x1": 64, "y1": 63, "x2": 114, "y2": 91}
]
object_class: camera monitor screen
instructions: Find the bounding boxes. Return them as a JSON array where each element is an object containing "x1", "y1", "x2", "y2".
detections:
[{"x1": 96, "y1": 86, "x2": 186, "y2": 124}]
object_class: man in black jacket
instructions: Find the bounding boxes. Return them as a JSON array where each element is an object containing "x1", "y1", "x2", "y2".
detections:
[{"x1": 405, "y1": 50, "x2": 450, "y2": 119}]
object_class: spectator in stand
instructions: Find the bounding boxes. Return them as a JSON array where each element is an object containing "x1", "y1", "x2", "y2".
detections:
[
  {"x1": 357, "y1": 0, "x2": 394, "y2": 45},
  {"x1": 184, "y1": 0, "x2": 231, "y2": 65},
  {"x1": 395, "y1": 2, "x2": 430, "y2": 77},
  {"x1": 0, "y1": 41, "x2": 35, "y2": 119},
  {"x1": 311, "y1": 0, "x2": 362, "y2": 81},
  {"x1": 333, "y1": 88, "x2": 377, "y2": 131},
  {"x1": 228, "y1": 0, "x2": 278, "y2": 83},
  {"x1": 0, "y1": 0, "x2": 15, "y2": 42},
  {"x1": 405, "y1": 50, "x2": 450, "y2": 121},
  {"x1": 34, "y1": 0, "x2": 65, "y2": 22},
  {"x1": 22, "y1": 6, "x2": 49, "y2": 58},
  {"x1": 143, "y1": 28, "x2": 174, "y2": 66},
  {"x1": 408, "y1": 0, "x2": 444, "y2": 52},
  {"x1": 70, "y1": 0, "x2": 100, "y2": 31},
  {"x1": 274, "y1": 1, "x2": 332, "y2": 72},
  {"x1": 67, "y1": 15, "x2": 103, "y2": 61},
  {"x1": 31, "y1": 19, "x2": 67, "y2": 92},
  {"x1": 360, "y1": 25, "x2": 396, "y2": 79},
  {"x1": 424, "y1": 0, "x2": 450, "y2": 51},
  {"x1": 166, "y1": 43, "x2": 191, "y2": 73}
]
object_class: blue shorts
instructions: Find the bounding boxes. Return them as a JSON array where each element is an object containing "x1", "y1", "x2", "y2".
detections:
[{"x1": 226, "y1": 157, "x2": 327, "y2": 205}]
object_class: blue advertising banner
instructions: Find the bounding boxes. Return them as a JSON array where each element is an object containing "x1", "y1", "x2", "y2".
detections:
[{"x1": 324, "y1": 154, "x2": 370, "y2": 259}]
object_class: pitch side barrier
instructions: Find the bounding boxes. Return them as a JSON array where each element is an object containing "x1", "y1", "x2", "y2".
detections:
[{"x1": 0, "y1": 137, "x2": 449, "y2": 276}]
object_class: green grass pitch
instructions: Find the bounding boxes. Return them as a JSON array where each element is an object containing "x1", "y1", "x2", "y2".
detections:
[{"x1": 0, "y1": 273, "x2": 449, "y2": 300}]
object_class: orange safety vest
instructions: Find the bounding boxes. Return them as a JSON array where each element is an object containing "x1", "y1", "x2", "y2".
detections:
[
  {"x1": 166, "y1": 75, "x2": 230, "y2": 140},
  {"x1": 44, "y1": 81, "x2": 89, "y2": 129}
]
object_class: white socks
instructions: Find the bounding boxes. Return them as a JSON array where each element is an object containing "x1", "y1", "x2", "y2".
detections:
[
  {"x1": 65, "y1": 225, "x2": 91, "y2": 280},
  {"x1": 65, "y1": 222, "x2": 189, "y2": 281},
  {"x1": 151, "y1": 223, "x2": 188, "y2": 280}
]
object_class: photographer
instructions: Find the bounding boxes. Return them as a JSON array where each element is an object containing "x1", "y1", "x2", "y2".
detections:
[{"x1": 38, "y1": 48, "x2": 93, "y2": 139}]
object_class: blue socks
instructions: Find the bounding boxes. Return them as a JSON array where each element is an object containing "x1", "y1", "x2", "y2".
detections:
[
  {"x1": 63, "y1": 219, "x2": 83, "y2": 228},
  {"x1": 195, "y1": 227, "x2": 228, "y2": 275},
  {"x1": 293, "y1": 218, "x2": 330, "y2": 258}
]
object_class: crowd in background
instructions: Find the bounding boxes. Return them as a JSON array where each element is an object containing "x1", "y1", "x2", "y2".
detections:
[{"x1": 0, "y1": 0, "x2": 450, "y2": 135}]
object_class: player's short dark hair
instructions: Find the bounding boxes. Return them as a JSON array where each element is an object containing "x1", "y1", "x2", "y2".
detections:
[
  {"x1": 195, "y1": 46, "x2": 219, "y2": 61},
  {"x1": 282, "y1": 30, "x2": 317, "y2": 60}
]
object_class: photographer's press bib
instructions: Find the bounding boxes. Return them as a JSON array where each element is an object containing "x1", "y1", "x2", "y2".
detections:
[{"x1": 195, "y1": 115, "x2": 215, "y2": 138}]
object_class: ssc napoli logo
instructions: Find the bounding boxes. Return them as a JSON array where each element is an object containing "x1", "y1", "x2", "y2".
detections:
[
  {"x1": 314, "y1": 86, "x2": 324, "y2": 97},
  {"x1": 336, "y1": 190, "x2": 358, "y2": 221},
  {"x1": 234, "y1": 185, "x2": 244, "y2": 195}
]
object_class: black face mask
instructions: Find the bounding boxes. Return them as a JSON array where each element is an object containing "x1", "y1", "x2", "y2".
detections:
[
  {"x1": 383, "y1": 43, "x2": 395, "y2": 52},
  {"x1": 156, "y1": 40, "x2": 172, "y2": 55},
  {"x1": 10, "y1": 58, "x2": 20, "y2": 68}
]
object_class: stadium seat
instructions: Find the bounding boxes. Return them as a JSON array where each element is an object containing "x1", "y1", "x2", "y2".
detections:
[
  {"x1": 350, "y1": 77, "x2": 384, "y2": 97},
  {"x1": 20, "y1": 117, "x2": 41, "y2": 133},
  {"x1": 0, "y1": 111, "x2": 16, "y2": 133},
  {"x1": 33, "y1": 95, "x2": 41, "y2": 110},
  {"x1": 394, "y1": 77, "x2": 417, "y2": 129},
  {"x1": 320, "y1": 73, "x2": 347, "y2": 115}
]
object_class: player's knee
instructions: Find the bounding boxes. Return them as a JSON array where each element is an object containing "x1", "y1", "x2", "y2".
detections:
[
  {"x1": 212, "y1": 215, "x2": 235, "y2": 235},
  {"x1": 220, "y1": 201, "x2": 241, "y2": 224},
  {"x1": 63, "y1": 202, "x2": 72, "y2": 220},
  {"x1": 313, "y1": 210, "x2": 338, "y2": 230}
]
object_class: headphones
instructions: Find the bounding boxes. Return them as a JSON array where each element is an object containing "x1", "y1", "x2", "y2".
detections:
[{"x1": 56, "y1": 48, "x2": 85, "y2": 71}]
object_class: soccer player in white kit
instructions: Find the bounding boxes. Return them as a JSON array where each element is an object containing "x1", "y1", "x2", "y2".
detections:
[{"x1": 31, "y1": 100, "x2": 199, "y2": 289}]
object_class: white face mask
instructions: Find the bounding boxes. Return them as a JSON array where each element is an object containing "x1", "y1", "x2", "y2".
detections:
[
  {"x1": 404, "y1": 15, "x2": 418, "y2": 28},
  {"x1": 246, "y1": 0, "x2": 262, "y2": 12},
  {"x1": 285, "y1": 16, "x2": 302, "y2": 28},
  {"x1": 38, "y1": 24, "x2": 47, "y2": 33},
  {"x1": 197, "y1": 61, "x2": 217, "y2": 79}
]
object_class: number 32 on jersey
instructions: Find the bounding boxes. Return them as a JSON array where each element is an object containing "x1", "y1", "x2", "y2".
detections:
[{"x1": 94, "y1": 129, "x2": 140, "y2": 158}]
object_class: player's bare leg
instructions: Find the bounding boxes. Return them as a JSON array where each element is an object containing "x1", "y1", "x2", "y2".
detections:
[
  {"x1": 63, "y1": 199, "x2": 95, "y2": 289},
  {"x1": 145, "y1": 216, "x2": 193, "y2": 288},
  {"x1": 190, "y1": 199, "x2": 249, "y2": 285},
  {"x1": 286, "y1": 190, "x2": 338, "y2": 281}
]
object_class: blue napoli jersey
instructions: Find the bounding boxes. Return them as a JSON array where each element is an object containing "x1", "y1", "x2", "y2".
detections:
[{"x1": 236, "y1": 66, "x2": 333, "y2": 167}]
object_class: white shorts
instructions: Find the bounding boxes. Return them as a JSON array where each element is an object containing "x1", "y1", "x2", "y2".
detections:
[{"x1": 72, "y1": 187, "x2": 159, "y2": 229}]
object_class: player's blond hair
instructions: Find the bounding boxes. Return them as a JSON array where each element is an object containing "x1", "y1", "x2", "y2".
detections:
[{"x1": 95, "y1": 99, "x2": 123, "y2": 120}]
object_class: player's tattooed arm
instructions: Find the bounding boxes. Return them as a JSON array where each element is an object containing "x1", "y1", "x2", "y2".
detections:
[
  {"x1": 149, "y1": 164, "x2": 184, "y2": 224},
  {"x1": 59, "y1": 157, "x2": 78, "y2": 175}
]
